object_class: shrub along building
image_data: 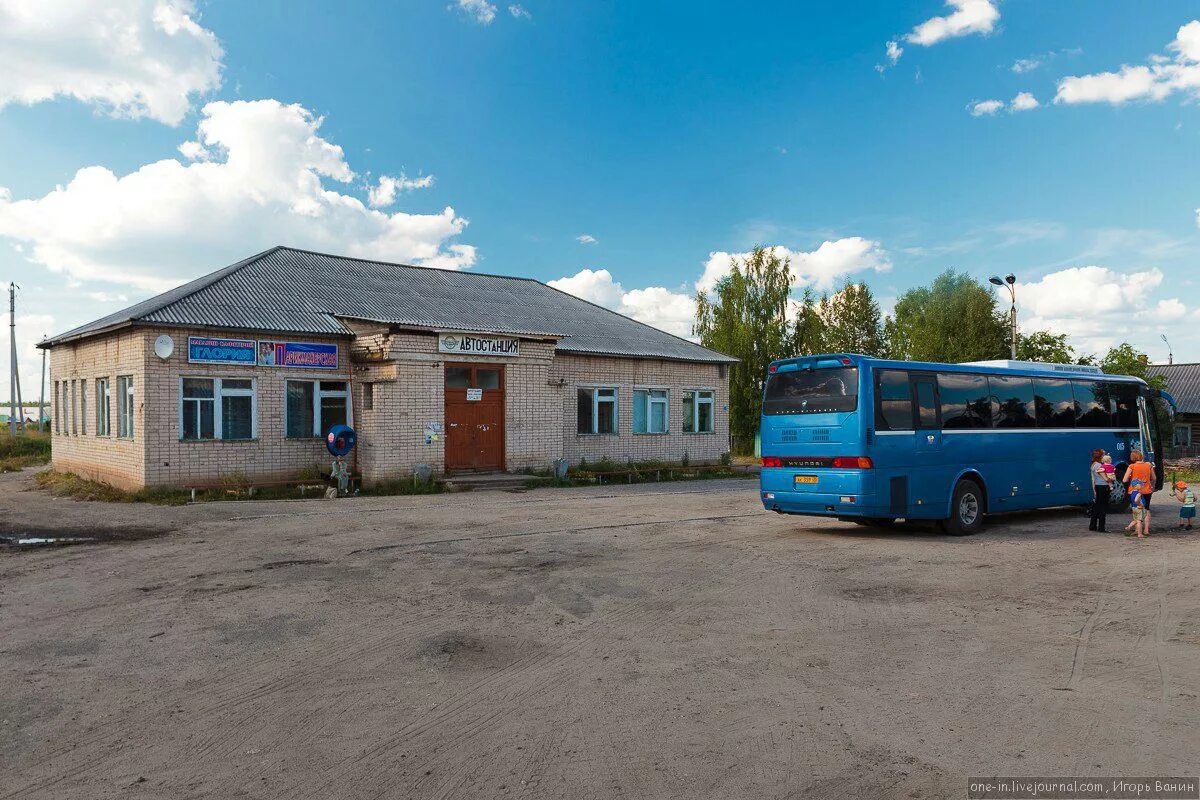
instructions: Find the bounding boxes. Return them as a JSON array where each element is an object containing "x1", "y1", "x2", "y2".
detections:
[{"x1": 40, "y1": 246, "x2": 735, "y2": 490}]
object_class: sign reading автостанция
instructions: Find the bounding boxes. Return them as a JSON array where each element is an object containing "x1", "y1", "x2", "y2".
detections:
[{"x1": 438, "y1": 333, "x2": 521, "y2": 357}]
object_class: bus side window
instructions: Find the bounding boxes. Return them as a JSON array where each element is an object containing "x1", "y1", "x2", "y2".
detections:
[
  {"x1": 913, "y1": 378, "x2": 939, "y2": 430},
  {"x1": 876, "y1": 370, "x2": 913, "y2": 431},
  {"x1": 989, "y1": 375, "x2": 1035, "y2": 429},
  {"x1": 1034, "y1": 378, "x2": 1076, "y2": 428},
  {"x1": 939, "y1": 373, "x2": 990, "y2": 429},
  {"x1": 1110, "y1": 383, "x2": 1139, "y2": 428},
  {"x1": 1072, "y1": 380, "x2": 1112, "y2": 428}
]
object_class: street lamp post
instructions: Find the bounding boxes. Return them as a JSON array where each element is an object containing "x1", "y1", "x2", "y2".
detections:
[
  {"x1": 1161, "y1": 333, "x2": 1173, "y2": 365},
  {"x1": 989, "y1": 273, "x2": 1017, "y2": 360}
]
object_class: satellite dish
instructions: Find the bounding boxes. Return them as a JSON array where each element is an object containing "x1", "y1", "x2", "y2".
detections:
[{"x1": 154, "y1": 335, "x2": 175, "y2": 360}]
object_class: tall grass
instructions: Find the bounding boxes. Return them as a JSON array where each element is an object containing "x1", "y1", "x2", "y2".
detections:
[{"x1": 0, "y1": 432, "x2": 51, "y2": 472}]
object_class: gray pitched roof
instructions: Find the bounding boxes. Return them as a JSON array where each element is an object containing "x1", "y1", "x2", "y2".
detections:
[
  {"x1": 1147, "y1": 363, "x2": 1200, "y2": 414},
  {"x1": 42, "y1": 246, "x2": 735, "y2": 364}
]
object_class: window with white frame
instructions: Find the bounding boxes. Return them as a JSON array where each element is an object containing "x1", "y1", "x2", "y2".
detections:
[
  {"x1": 69, "y1": 379, "x2": 77, "y2": 435},
  {"x1": 286, "y1": 380, "x2": 350, "y2": 438},
  {"x1": 633, "y1": 388, "x2": 669, "y2": 434},
  {"x1": 53, "y1": 381, "x2": 60, "y2": 434},
  {"x1": 80, "y1": 379, "x2": 87, "y2": 436},
  {"x1": 181, "y1": 377, "x2": 256, "y2": 440},
  {"x1": 96, "y1": 378, "x2": 110, "y2": 436},
  {"x1": 682, "y1": 390, "x2": 715, "y2": 433},
  {"x1": 577, "y1": 386, "x2": 618, "y2": 435},
  {"x1": 117, "y1": 376, "x2": 134, "y2": 438}
]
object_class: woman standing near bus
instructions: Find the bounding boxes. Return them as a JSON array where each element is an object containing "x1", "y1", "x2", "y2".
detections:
[
  {"x1": 1088, "y1": 448, "x2": 1111, "y2": 532},
  {"x1": 1123, "y1": 450, "x2": 1156, "y2": 533}
]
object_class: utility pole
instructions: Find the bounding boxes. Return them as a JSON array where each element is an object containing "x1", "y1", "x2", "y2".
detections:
[
  {"x1": 39, "y1": 335, "x2": 47, "y2": 431},
  {"x1": 8, "y1": 282, "x2": 17, "y2": 436}
]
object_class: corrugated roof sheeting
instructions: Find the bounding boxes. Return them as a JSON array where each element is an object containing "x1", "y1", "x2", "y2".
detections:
[
  {"x1": 1148, "y1": 363, "x2": 1200, "y2": 415},
  {"x1": 44, "y1": 246, "x2": 736, "y2": 364}
]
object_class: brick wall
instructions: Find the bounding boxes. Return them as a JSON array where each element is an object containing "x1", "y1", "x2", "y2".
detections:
[
  {"x1": 352, "y1": 331, "x2": 562, "y2": 484},
  {"x1": 141, "y1": 327, "x2": 354, "y2": 487},
  {"x1": 47, "y1": 324, "x2": 730, "y2": 488},
  {"x1": 49, "y1": 329, "x2": 148, "y2": 490},
  {"x1": 551, "y1": 353, "x2": 731, "y2": 466}
]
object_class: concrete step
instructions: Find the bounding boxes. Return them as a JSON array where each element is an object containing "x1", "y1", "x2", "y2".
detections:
[{"x1": 442, "y1": 472, "x2": 533, "y2": 492}]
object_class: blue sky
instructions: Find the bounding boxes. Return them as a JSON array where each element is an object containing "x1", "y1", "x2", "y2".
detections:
[{"x1": 1, "y1": 0, "x2": 1198, "y2": 401}]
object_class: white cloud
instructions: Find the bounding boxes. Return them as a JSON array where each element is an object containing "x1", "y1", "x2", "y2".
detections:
[
  {"x1": 1016, "y1": 266, "x2": 1176, "y2": 351},
  {"x1": 548, "y1": 268, "x2": 695, "y2": 338},
  {"x1": 508, "y1": 4, "x2": 531, "y2": 20},
  {"x1": 575, "y1": 234, "x2": 598, "y2": 244},
  {"x1": 0, "y1": 0, "x2": 223, "y2": 125},
  {"x1": 886, "y1": 40, "x2": 904, "y2": 64},
  {"x1": 904, "y1": 0, "x2": 999, "y2": 48},
  {"x1": 548, "y1": 268, "x2": 625, "y2": 308},
  {"x1": 0, "y1": 99, "x2": 476, "y2": 292},
  {"x1": 451, "y1": 0, "x2": 497, "y2": 24},
  {"x1": 968, "y1": 99, "x2": 1004, "y2": 116},
  {"x1": 1009, "y1": 91, "x2": 1040, "y2": 111},
  {"x1": 1012, "y1": 57, "x2": 1042, "y2": 74},
  {"x1": 698, "y1": 237, "x2": 891, "y2": 294},
  {"x1": 1054, "y1": 20, "x2": 1200, "y2": 105},
  {"x1": 367, "y1": 173, "x2": 435, "y2": 208}
]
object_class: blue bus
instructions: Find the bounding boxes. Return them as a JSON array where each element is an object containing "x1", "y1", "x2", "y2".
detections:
[{"x1": 758, "y1": 354, "x2": 1176, "y2": 535}]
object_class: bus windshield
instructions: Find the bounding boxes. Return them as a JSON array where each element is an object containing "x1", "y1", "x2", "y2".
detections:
[{"x1": 763, "y1": 367, "x2": 858, "y2": 415}]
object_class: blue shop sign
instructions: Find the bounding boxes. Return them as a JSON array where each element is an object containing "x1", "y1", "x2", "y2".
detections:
[{"x1": 187, "y1": 337, "x2": 257, "y2": 365}]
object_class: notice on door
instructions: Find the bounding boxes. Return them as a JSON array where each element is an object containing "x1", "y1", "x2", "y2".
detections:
[
  {"x1": 466, "y1": 388, "x2": 483, "y2": 401},
  {"x1": 438, "y1": 333, "x2": 521, "y2": 357}
]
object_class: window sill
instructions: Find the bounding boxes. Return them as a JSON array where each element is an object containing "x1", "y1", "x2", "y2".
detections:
[
  {"x1": 576, "y1": 432, "x2": 620, "y2": 437},
  {"x1": 179, "y1": 437, "x2": 260, "y2": 443},
  {"x1": 683, "y1": 431, "x2": 716, "y2": 435},
  {"x1": 633, "y1": 432, "x2": 669, "y2": 436}
]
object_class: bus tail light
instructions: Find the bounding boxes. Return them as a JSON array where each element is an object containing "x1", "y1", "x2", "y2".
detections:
[
  {"x1": 761, "y1": 456, "x2": 783, "y2": 468},
  {"x1": 832, "y1": 456, "x2": 873, "y2": 469}
]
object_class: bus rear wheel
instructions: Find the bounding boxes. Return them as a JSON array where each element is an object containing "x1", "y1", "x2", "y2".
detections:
[{"x1": 938, "y1": 479, "x2": 984, "y2": 536}]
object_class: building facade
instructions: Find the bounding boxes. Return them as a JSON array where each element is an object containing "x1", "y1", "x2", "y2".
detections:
[
  {"x1": 42, "y1": 247, "x2": 734, "y2": 489},
  {"x1": 1147, "y1": 362, "x2": 1200, "y2": 456}
]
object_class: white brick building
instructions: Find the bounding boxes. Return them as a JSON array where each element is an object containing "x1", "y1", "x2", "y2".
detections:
[{"x1": 41, "y1": 247, "x2": 735, "y2": 489}]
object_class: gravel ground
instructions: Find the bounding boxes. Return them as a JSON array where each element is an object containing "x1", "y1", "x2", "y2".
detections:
[{"x1": 1, "y1": 471, "x2": 1197, "y2": 799}]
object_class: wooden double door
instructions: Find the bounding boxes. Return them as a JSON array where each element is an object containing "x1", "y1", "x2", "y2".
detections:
[{"x1": 444, "y1": 363, "x2": 505, "y2": 471}]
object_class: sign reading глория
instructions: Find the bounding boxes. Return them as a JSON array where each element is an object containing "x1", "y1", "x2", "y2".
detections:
[{"x1": 438, "y1": 333, "x2": 521, "y2": 357}]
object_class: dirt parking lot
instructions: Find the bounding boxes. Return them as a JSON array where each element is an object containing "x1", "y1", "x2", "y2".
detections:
[{"x1": 2, "y1": 471, "x2": 1198, "y2": 800}]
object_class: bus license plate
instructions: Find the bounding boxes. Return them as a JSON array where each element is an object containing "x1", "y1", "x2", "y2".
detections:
[{"x1": 794, "y1": 475, "x2": 819, "y2": 485}]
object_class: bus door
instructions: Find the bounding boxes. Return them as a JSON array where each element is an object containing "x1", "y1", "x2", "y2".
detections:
[
  {"x1": 1142, "y1": 390, "x2": 1176, "y2": 491},
  {"x1": 909, "y1": 374, "x2": 944, "y2": 513}
]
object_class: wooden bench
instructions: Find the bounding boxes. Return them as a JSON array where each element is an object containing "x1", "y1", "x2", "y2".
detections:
[{"x1": 183, "y1": 474, "x2": 362, "y2": 502}]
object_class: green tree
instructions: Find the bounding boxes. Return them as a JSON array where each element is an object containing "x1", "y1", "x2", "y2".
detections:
[
  {"x1": 1015, "y1": 330, "x2": 1081, "y2": 364},
  {"x1": 884, "y1": 270, "x2": 1008, "y2": 363},
  {"x1": 695, "y1": 247, "x2": 792, "y2": 453},
  {"x1": 790, "y1": 287, "x2": 824, "y2": 356},
  {"x1": 1100, "y1": 342, "x2": 1165, "y2": 389},
  {"x1": 818, "y1": 280, "x2": 885, "y2": 356}
]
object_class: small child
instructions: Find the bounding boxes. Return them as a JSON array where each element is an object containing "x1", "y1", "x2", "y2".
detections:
[
  {"x1": 1175, "y1": 480, "x2": 1196, "y2": 531},
  {"x1": 1126, "y1": 486, "x2": 1147, "y2": 539},
  {"x1": 1101, "y1": 454, "x2": 1116, "y2": 484}
]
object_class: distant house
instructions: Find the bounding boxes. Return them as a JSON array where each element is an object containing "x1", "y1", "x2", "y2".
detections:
[{"x1": 1147, "y1": 362, "x2": 1200, "y2": 453}]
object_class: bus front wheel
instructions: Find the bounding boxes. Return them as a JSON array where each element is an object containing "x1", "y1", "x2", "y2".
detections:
[{"x1": 939, "y1": 479, "x2": 984, "y2": 536}]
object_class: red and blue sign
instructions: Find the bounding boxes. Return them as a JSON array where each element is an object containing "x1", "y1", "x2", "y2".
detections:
[
  {"x1": 187, "y1": 336, "x2": 338, "y2": 369},
  {"x1": 257, "y1": 341, "x2": 339, "y2": 369}
]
